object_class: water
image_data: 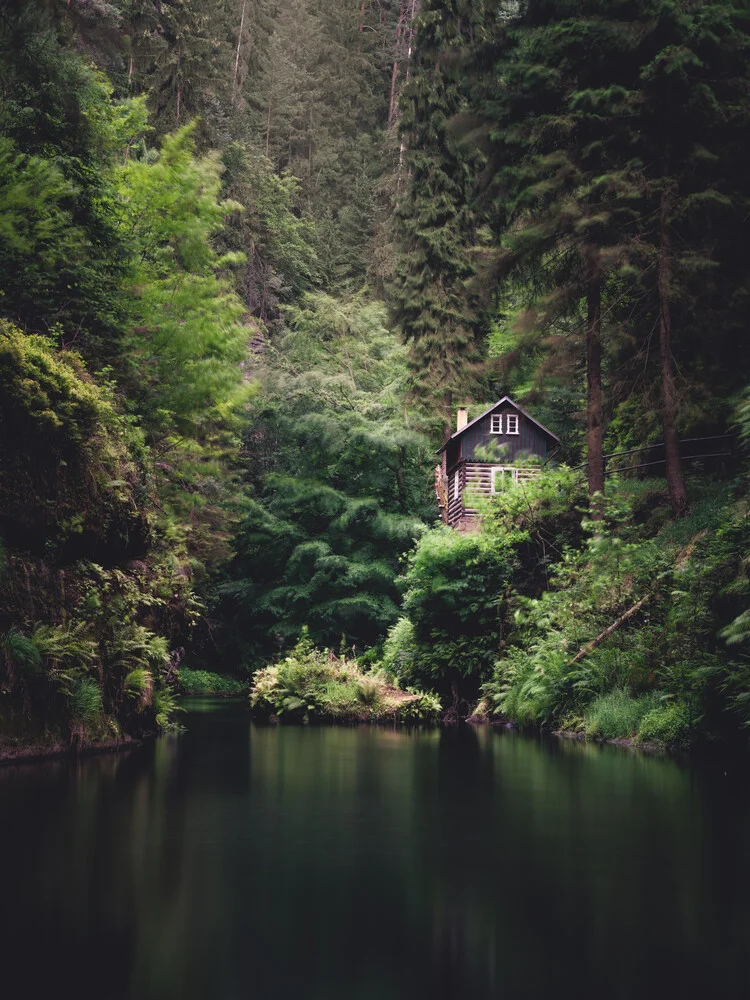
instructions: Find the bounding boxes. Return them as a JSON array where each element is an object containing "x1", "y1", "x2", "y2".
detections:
[{"x1": 1, "y1": 699, "x2": 749, "y2": 1000}]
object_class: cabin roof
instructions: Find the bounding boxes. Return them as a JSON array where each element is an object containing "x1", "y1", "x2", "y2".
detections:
[{"x1": 436, "y1": 396, "x2": 560, "y2": 455}]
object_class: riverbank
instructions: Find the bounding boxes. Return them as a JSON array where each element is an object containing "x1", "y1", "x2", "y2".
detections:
[{"x1": 0, "y1": 733, "x2": 143, "y2": 766}]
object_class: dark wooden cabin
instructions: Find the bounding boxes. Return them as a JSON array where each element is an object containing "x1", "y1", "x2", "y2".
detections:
[{"x1": 436, "y1": 397, "x2": 560, "y2": 528}]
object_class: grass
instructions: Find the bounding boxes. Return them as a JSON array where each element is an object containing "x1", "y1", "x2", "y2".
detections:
[{"x1": 583, "y1": 689, "x2": 661, "y2": 742}]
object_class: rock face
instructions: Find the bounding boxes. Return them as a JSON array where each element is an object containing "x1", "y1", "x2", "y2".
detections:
[{"x1": 0, "y1": 323, "x2": 182, "y2": 746}]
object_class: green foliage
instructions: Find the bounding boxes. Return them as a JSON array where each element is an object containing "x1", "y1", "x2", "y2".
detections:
[
  {"x1": 584, "y1": 690, "x2": 661, "y2": 742},
  {"x1": 393, "y1": 471, "x2": 582, "y2": 701},
  {"x1": 466, "y1": 0, "x2": 750, "y2": 488},
  {"x1": 119, "y1": 125, "x2": 251, "y2": 436},
  {"x1": 3, "y1": 0, "x2": 750, "y2": 757},
  {"x1": 178, "y1": 669, "x2": 247, "y2": 696},
  {"x1": 396, "y1": 525, "x2": 519, "y2": 696},
  {"x1": 382, "y1": 617, "x2": 419, "y2": 677},
  {"x1": 0, "y1": 2, "x2": 149, "y2": 357},
  {"x1": 106, "y1": 624, "x2": 169, "y2": 673},
  {"x1": 491, "y1": 646, "x2": 571, "y2": 728},
  {"x1": 392, "y1": 1, "x2": 490, "y2": 415},
  {"x1": 224, "y1": 292, "x2": 432, "y2": 660},
  {"x1": 250, "y1": 633, "x2": 440, "y2": 724},
  {"x1": 152, "y1": 687, "x2": 181, "y2": 732},
  {"x1": 477, "y1": 476, "x2": 750, "y2": 743},
  {"x1": 0, "y1": 627, "x2": 42, "y2": 678},
  {"x1": 123, "y1": 668, "x2": 153, "y2": 706},
  {"x1": 636, "y1": 701, "x2": 693, "y2": 749},
  {"x1": 71, "y1": 677, "x2": 104, "y2": 729}
]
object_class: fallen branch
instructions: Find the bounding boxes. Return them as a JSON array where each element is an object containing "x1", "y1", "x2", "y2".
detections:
[
  {"x1": 567, "y1": 593, "x2": 651, "y2": 668},
  {"x1": 566, "y1": 531, "x2": 708, "y2": 668}
]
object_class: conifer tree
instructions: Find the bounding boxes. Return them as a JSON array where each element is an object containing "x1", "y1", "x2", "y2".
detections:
[
  {"x1": 627, "y1": 0, "x2": 750, "y2": 514},
  {"x1": 390, "y1": 0, "x2": 491, "y2": 434},
  {"x1": 471, "y1": 0, "x2": 750, "y2": 511},
  {"x1": 468, "y1": 0, "x2": 647, "y2": 498}
]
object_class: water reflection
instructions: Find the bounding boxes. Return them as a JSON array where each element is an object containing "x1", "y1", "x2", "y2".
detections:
[{"x1": 1, "y1": 706, "x2": 749, "y2": 999}]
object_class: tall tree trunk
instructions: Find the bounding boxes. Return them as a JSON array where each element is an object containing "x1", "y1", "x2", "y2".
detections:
[
  {"x1": 265, "y1": 97, "x2": 272, "y2": 157},
  {"x1": 658, "y1": 191, "x2": 688, "y2": 515},
  {"x1": 176, "y1": 46, "x2": 182, "y2": 123},
  {"x1": 443, "y1": 390, "x2": 453, "y2": 443},
  {"x1": 587, "y1": 267, "x2": 605, "y2": 510},
  {"x1": 396, "y1": 0, "x2": 418, "y2": 192},
  {"x1": 388, "y1": 0, "x2": 407, "y2": 127},
  {"x1": 232, "y1": 0, "x2": 248, "y2": 105},
  {"x1": 357, "y1": 0, "x2": 366, "y2": 53}
]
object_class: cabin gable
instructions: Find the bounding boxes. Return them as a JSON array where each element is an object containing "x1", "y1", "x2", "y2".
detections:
[
  {"x1": 455, "y1": 405, "x2": 553, "y2": 469},
  {"x1": 436, "y1": 398, "x2": 559, "y2": 529}
]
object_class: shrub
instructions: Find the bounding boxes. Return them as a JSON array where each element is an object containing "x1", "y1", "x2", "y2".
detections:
[
  {"x1": 152, "y1": 688, "x2": 182, "y2": 730},
  {"x1": 637, "y1": 701, "x2": 693, "y2": 749},
  {"x1": 250, "y1": 635, "x2": 440, "y2": 723},
  {"x1": 0, "y1": 627, "x2": 42, "y2": 676},
  {"x1": 178, "y1": 669, "x2": 247, "y2": 695},
  {"x1": 71, "y1": 677, "x2": 103, "y2": 728},
  {"x1": 584, "y1": 690, "x2": 661, "y2": 741},
  {"x1": 486, "y1": 641, "x2": 573, "y2": 727},
  {"x1": 123, "y1": 668, "x2": 153, "y2": 707}
]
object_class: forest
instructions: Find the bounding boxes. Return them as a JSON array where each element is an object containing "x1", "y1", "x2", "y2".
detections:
[{"x1": 1, "y1": 0, "x2": 749, "y2": 754}]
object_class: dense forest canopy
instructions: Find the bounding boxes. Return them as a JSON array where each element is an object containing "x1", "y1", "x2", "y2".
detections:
[{"x1": 0, "y1": 0, "x2": 748, "y2": 750}]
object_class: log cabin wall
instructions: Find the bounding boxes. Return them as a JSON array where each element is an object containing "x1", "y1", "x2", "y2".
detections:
[{"x1": 447, "y1": 461, "x2": 543, "y2": 527}]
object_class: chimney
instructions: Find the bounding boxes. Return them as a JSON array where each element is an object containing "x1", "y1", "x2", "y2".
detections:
[{"x1": 456, "y1": 408, "x2": 468, "y2": 432}]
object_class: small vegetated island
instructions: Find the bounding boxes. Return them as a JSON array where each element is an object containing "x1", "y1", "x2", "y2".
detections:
[{"x1": 1, "y1": 0, "x2": 749, "y2": 758}]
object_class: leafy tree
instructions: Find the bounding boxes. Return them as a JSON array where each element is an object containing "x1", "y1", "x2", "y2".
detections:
[
  {"x1": 0, "y1": 2, "x2": 148, "y2": 358},
  {"x1": 118, "y1": 124, "x2": 251, "y2": 436},
  {"x1": 222, "y1": 293, "x2": 432, "y2": 660}
]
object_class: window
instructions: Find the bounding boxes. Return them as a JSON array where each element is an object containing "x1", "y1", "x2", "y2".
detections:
[
  {"x1": 452, "y1": 469, "x2": 460, "y2": 501},
  {"x1": 490, "y1": 414, "x2": 503, "y2": 434},
  {"x1": 506, "y1": 413, "x2": 519, "y2": 435},
  {"x1": 492, "y1": 467, "x2": 516, "y2": 493}
]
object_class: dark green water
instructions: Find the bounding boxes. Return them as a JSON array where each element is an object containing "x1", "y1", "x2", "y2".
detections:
[{"x1": 2, "y1": 699, "x2": 750, "y2": 1000}]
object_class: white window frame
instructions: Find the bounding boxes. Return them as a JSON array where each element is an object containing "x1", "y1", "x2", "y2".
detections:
[
  {"x1": 506, "y1": 413, "x2": 520, "y2": 435},
  {"x1": 490, "y1": 413, "x2": 503, "y2": 435},
  {"x1": 452, "y1": 469, "x2": 460, "y2": 501},
  {"x1": 492, "y1": 466, "x2": 518, "y2": 494}
]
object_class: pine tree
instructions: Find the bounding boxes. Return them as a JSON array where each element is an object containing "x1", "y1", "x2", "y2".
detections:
[
  {"x1": 468, "y1": 0, "x2": 646, "y2": 498},
  {"x1": 391, "y1": 0, "x2": 489, "y2": 434},
  {"x1": 472, "y1": 0, "x2": 750, "y2": 512},
  {"x1": 627, "y1": 0, "x2": 750, "y2": 514}
]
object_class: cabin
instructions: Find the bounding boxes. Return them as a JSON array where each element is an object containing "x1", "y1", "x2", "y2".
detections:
[{"x1": 436, "y1": 397, "x2": 560, "y2": 528}]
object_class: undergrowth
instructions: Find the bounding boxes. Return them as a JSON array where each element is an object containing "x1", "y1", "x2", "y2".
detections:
[
  {"x1": 250, "y1": 631, "x2": 441, "y2": 723},
  {"x1": 179, "y1": 669, "x2": 248, "y2": 695}
]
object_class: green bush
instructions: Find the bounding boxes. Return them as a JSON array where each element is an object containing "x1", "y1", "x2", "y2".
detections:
[
  {"x1": 152, "y1": 688, "x2": 182, "y2": 731},
  {"x1": 123, "y1": 668, "x2": 153, "y2": 707},
  {"x1": 178, "y1": 669, "x2": 248, "y2": 695},
  {"x1": 71, "y1": 677, "x2": 103, "y2": 729},
  {"x1": 584, "y1": 690, "x2": 661, "y2": 741},
  {"x1": 490, "y1": 645, "x2": 571, "y2": 727},
  {"x1": 250, "y1": 634, "x2": 440, "y2": 723},
  {"x1": 637, "y1": 701, "x2": 693, "y2": 749}
]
